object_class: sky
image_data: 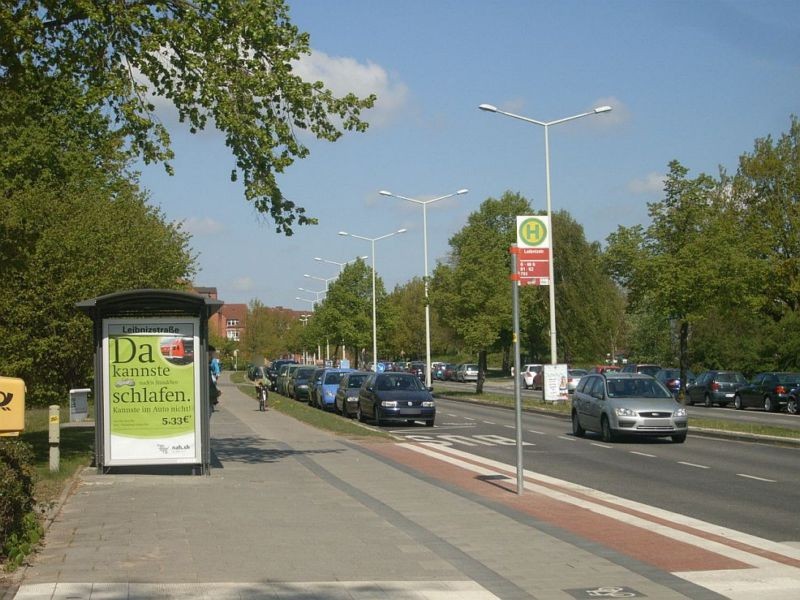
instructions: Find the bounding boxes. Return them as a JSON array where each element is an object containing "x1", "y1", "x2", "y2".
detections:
[{"x1": 137, "y1": 0, "x2": 800, "y2": 312}]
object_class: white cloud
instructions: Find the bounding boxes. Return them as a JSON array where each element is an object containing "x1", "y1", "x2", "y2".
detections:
[
  {"x1": 180, "y1": 216, "x2": 224, "y2": 235},
  {"x1": 232, "y1": 277, "x2": 255, "y2": 292},
  {"x1": 628, "y1": 172, "x2": 665, "y2": 194},
  {"x1": 292, "y1": 50, "x2": 408, "y2": 126}
]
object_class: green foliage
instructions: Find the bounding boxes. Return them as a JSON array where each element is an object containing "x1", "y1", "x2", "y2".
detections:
[
  {"x1": 0, "y1": 1, "x2": 375, "y2": 234},
  {"x1": 0, "y1": 440, "x2": 41, "y2": 571},
  {"x1": 0, "y1": 78, "x2": 196, "y2": 406}
]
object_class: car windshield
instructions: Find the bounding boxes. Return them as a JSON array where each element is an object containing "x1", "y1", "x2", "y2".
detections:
[
  {"x1": 296, "y1": 368, "x2": 315, "y2": 379},
  {"x1": 717, "y1": 372, "x2": 747, "y2": 383},
  {"x1": 324, "y1": 372, "x2": 344, "y2": 385},
  {"x1": 777, "y1": 372, "x2": 800, "y2": 384},
  {"x1": 606, "y1": 378, "x2": 672, "y2": 399},
  {"x1": 348, "y1": 375, "x2": 367, "y2": 388},
  {"x1": 376, "y1": 374, "x2": 425, "y2": 391}
]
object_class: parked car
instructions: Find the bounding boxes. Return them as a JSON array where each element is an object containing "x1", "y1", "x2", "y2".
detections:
[
  {"x1": 786, "y1": 386, "x2": 800, "y2": 415},
  {"x1": 571, "y1": 372, "x2": 688, "y2": 443},
  {"x1": 655, "y1": 368, "x2": 696, "y2": 397},
  {"x1": 276, "y1": 364, "x2": 300, "y2": 396},
  {"x1": 431, "y1": 362, "x2": 448, "y2": 380},
  {"x1": 443, "y1": 364, "x2": 459, "y2": 381},
  {"x1": 267, "y1": 359, "x2": 297, "y2": 390},
  {"x1": 357, "y1": 372, "x2": 435, "y2": 426},
  {"x1": 456, "y1": 363, "x2": 479, "y2": 383},
  {"x1": 335, "y1": 371, "x2": 371, "y2": 417},
  {"x1": 248, "y1": 365, "x2": 269, "y2": 383},
  {"x1": 567, "y1": 369, "x2": 588, "y2": 393},
  {"x1": 619, "y1": 363, "x2": 662, "y2": 377},
  {"x1": 287, "y1": 366, "x2": 316, "y2": 401},
  {"x1": 520, "y1": 364, "x2": 543, "y2": 389},
  {"x1": 733, "y1": 372, "x2": 800, "y2": 412},
  {"x1": 590, "y1": 365, "x2": 621, "y2": 374},
  {"x1": 686, "y1": 370, "x2": 747, "y2": 407},
  {"x1": 307, "y1": 367, "x2": 326, "y2": 408},
  {"x1": 407, "y1": 361, "x2": 427, "y2": 381},
  {"x1": 311, "y1": 368, "x2": 353, "y2": 410}
]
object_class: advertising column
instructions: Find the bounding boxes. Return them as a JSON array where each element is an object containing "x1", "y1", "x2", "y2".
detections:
[{"x1": 102, "y1": 317, "x2": 202, "y2": 466}]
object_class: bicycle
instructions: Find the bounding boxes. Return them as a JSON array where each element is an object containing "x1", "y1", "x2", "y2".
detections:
[{"x1": 257, "y1": 383, "x2": 268, "y2": 411}]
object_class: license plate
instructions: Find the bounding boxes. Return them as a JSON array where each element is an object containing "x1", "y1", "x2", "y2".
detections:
[{"x1": 725, "y1": 393, "x2": 734, "y2": 398}]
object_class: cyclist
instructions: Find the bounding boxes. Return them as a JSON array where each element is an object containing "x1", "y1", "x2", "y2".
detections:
[{"x1": 256, "y1": 366, "x2": 269, "y2": 411}]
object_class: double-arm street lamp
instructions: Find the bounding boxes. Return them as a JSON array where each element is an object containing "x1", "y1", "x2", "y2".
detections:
[
  {"x1": 379, "y1": 188, "x2": 469, "y2": 387},
  {"x1": 297, "y1": 287, "x2": 325, "y2": 308},
  {"x1": 304, "y1": 273, "x2": 337, "y2": 291},
  {"x1": 339, "y1": 228, "x2": 407, "y2": 369},
  {"x1": 479, "y1": 103, "x2": 611, "y2": 365},
  {"x1": 314, "y1": 256, "x2": 368, "y2": 274}
]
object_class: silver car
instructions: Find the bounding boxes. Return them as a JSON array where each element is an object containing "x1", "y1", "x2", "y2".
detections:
[{"x1": 571, "y1": 373, "x2": 688, "y2": 443}]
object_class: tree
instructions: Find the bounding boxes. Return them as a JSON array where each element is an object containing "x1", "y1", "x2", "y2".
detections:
[
  {"x1": 1, "y1": 1, "x2": 375, "y2": 234},
  {"x1": 432, "y1": 192, "x2": 533, "y2": 392},
  {"x1": 385, "y1": 278, "x2": 426, "y2": 360},
  {"x1": 604, "y1": 161, "x2": 752, "y2": 394}
]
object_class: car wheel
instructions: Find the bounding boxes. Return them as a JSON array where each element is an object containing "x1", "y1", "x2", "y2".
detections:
[
  {"x1": 734, "y1": 395, "x2": 743, "y2": 410},
  {"x1": 571, "y1": 411, "x2": 585, "y2": 438},
  {"x1": 704, "y1": 394, "x2": 712, "y2": 408},
  {"x1": 788, "y1": 398, "x2": 799, "y2": 415},
  {"x1": 425, "y1": 419, "x2": 434, "y2": 427},
  {"x1": 764, "y1": 396, "x2": 775, "y2": 412},
  {"x1": 600, "y1": 416, "x2": 615, "y2": 443},
  {"x1": 672, "y1": 432, "x2": 687, "y2": 444}
]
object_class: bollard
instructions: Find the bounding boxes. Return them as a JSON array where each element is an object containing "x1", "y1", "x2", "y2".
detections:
[{"x1": 49, "y1": 405, "x2": 60, "y2": 472}]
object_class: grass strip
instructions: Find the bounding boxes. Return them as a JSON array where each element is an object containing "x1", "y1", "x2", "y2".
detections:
[{"x1": 230, "y1": 372, "x2": 394, "y2": 440}]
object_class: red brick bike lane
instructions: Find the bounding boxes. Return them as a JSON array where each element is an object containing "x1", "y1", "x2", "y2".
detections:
[{"x1": 359, "y1": 440, "x2": 800, "y2": 576}]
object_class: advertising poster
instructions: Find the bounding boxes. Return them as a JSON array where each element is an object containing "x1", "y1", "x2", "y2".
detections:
[
  {"x1": 543, "y1": 363, "x2": 569, "y2": 403},
  {"x1": 102, "y1": 318, "x2": 202, "y2": 465}
]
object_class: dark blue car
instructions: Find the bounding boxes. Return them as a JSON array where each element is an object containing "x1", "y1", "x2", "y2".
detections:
[{"x1": 357, "y1": 372, "x2": 435, "y2": 427}]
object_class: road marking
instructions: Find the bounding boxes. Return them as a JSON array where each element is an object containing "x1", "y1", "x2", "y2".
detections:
[
  {"x1": 591, "y1": 442, "x2": 613, "y2": 449},
  {"x1": 527, "y1": 429, "x2": 545, "y2": 435},
  {"x1": 558, "y1": 436, "x2": 576, "y2": 441},
  {"x1": 737, "y1": 473, "x2": 777, "y2": 483},
  {"x1": 503, "y1": 425, "x2": 515, "y2": 430},
  {"x1": 678, "y1": 461, "x2": 710, "y2": 469},
  {"x1": 464, "y1": 417, "x2": 476, "y2": 421},
  {"x1": 630, "y1": 451, "x2": 656, "y2": 458},
  {"x1": 482, "y1": 420, "x2": 496, "y2": 425}
]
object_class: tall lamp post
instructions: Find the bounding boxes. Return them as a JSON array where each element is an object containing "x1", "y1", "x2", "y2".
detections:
[
  {"x1": 314, "y1": 256, "x2": 368, "y2": 274},
  {"x1": 297, "y1": 287, "x2": 326, "y2": 307},
  {"x1": 379, "y1": 188, "x2": 469, "y2": 387},
  {"x1": 479, "y1": 103, "x2": 611, "y2": 364},
  {"x1": 339, "y1": 228, "x2": 407, "y2": 369}
]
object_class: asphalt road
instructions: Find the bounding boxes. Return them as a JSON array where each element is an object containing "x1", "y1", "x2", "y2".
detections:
[
  {"x1": 384, "y1": 397, "x2": 800, "y2": 545},
  {"x1": 434, "y1": 379, "x2": 800, "y2": 431}
]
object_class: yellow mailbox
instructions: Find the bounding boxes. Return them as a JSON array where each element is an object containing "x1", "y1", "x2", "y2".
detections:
[{"x1": 0, "y1": 376, "x2": 26, "y2": 436}]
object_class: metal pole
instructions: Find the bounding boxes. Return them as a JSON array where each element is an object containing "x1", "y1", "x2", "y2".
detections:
[
  {"x1": 371, "y1": 239, "x2": 378, "y2": 368},
  {"x1": 423, "y1": 202, "x2": 432, "y2": 388},
  {"x1": 544, "y1": 124, "x2": 557, "y2": 366},
  {"x1": 511, "y1": 247, "x2": 523, "y2": 494}
]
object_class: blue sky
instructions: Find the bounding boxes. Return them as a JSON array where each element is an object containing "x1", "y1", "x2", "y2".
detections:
[{"x1": 137, "y1": 0, "x2": 800, "y2": 311}]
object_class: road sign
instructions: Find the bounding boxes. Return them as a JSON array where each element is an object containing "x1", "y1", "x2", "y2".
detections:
[{"x1": 514, "y1": 217, "x2": 551, "y2": 285}]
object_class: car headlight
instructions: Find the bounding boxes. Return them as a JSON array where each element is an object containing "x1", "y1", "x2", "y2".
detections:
[
  {"x1": 381, "y1": 400, "x2": 397, "y2": 408},
  {"x1": 615, "y1": 407, "x2": 637, "y2": 417},
  {"x1": 325, "y1": 391, "x2": 334, "y2": 399},
  {"x1": 674, "y1": 407, "x2": 688, "y2": 417},
  {"x1": 422, "y1": 401, "x2": 435, "y2": 407}
]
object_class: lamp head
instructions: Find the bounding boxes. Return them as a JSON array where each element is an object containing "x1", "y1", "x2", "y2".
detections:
[
  {"x1": 314, "y1": 257, "x2": 322, "y2": 261},
  {"x1": 456, "y1": 188, "x2": 469, "y2": 195},
  {"x1": 378, "y1": 190, "x2": 392, "y2": 197},
  {"x1": 397, "y1": 228, "x2": 408, "y2": 234},
  {"x1": 479, "y1": 104, "x2": 498, "y2": 112},
  {"x1": 338, "y1": 231, "x2": 349, "y2": 237},
  {"x1": 594, "y1": 105, "x2": 612, "y2": 114}
]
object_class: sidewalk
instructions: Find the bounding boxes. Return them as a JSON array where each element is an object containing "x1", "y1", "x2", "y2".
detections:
[{"x1": 8, "y1": 374, "x2": 739, "y2": 599}]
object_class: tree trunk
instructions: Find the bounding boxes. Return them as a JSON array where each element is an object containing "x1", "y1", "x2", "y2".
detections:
[{"x1": 476, "y1": 349, "x2": 487, "y2": 394}]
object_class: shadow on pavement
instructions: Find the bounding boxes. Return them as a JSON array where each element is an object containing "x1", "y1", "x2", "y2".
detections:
[{"x1": 211, "y1": 435, "x2": 344, "y2": 466}]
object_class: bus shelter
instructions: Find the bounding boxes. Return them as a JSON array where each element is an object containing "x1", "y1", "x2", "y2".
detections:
[{"x1": 77, "y1": 289, "x2": 222, "y2": 475}]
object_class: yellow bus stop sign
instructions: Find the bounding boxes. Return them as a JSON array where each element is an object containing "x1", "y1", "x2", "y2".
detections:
[{"x1": 0, "y1": 376, "x2": 26, "y2": 436}]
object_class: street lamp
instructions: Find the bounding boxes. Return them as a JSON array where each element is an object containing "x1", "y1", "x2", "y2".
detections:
[
  {"x1": 479, "y1": 102, "x2": 611, "y2": 364},
  {"x1": 303, "y1": 273, "x2": 337, "y2": 291},
  {"x1": 339, "y1": 228, "x2": 407, "y2": 369},
  {"x1": 379, "y1": 188, "x2": 469, "y2": 387},
  {"x1": 297, "y1": 286, "x2": 325, "y2": 305},
  {"x1": 314, "y1": 256, "x2": 368, "y2": 274},
  {"x1": 295, "y1": 296, "x2": 316, "y2": 310}
]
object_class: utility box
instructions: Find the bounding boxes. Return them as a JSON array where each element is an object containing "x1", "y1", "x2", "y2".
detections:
[
  {"x1": 0, "y1": 376, "x2": 26, "y2": 437},
  {"x1": 77, "y1": 289, "x2": 222, "y2": 474},
  {"x1": 69, "y1": 388, "x2": 91, "y2": 422}
]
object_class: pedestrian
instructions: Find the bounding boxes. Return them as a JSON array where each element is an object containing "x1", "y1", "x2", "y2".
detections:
[{"x1": 209, "y1": 346, "x2": 221, "y2": 411}]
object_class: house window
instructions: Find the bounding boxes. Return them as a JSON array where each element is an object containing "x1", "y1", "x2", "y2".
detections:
[
  {"x1": 226, "y1": 329, "x2": 240, "y2": 341},
  {"x1": 226, "y1": 319, "x2": 239, "y2": 327}
]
